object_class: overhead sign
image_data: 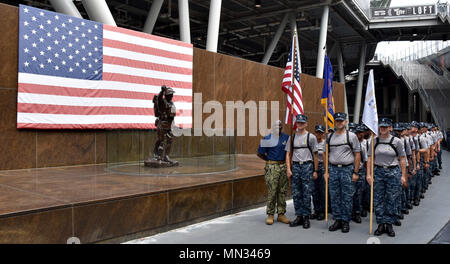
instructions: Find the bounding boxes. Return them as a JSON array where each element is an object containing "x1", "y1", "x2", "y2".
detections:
[{"x1": 372, "y1": 5, "x2": 436, "y2": 18}]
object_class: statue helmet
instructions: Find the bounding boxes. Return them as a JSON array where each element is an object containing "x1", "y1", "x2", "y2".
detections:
[{"x1": 165, "y1": 87, "x2": 175, "y2": 95}]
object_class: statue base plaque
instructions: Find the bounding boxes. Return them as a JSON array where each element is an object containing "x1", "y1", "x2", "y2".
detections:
[{"x1": 144, "y1": 158, "x2": 179, "y2": 168}]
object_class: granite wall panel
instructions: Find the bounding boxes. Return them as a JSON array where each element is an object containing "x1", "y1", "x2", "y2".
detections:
[
  {"x1": 0, "y1": 4, "x2": 18, "y2": 89},
  {"x1": 0, "y1": 207, "x2": 72, "y2": 244},
  {"x1": 73, "y1": 193, "x2": 167, "y2": 243},
  {"x1": 168, "y1": 183, "x2": 232, "y2": 225}
]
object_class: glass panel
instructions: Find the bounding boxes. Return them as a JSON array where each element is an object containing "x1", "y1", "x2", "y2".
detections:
[{"x1": 106, "y1": 128, "x2": 237, "y2": 176}]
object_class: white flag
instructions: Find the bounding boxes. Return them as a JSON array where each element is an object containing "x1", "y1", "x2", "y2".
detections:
[{"x1": 362, "y1": 70, "x2": 378, "y2": 136}]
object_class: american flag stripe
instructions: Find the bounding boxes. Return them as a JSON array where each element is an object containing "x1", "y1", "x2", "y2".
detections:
[
  {"x1": 18, "y1": 92, "x2": 192, "y2": 109},
  {"x1": 18, "y1": 103, "x2": 192, "y2": 116},
  {"x1": 101, "y1": 73, "x2": 192, "y2": 89},
  {"x1": 283, "y1": 80, "x2": 303, "y2": 115},
  {"x1": 16, "y1": 123, "x2": 164, "y2": 129},
  {"x1": 103, "y1": 47, "x2": 192, "y2": 70},
  {"x1": 18, "y1": 5, "x2": 192, "y2": 129},
  {"x1": 18, "y1": 83, "x2": 193, "y2": 102},
  {"x1": 102, "y1": 56, "x2": 192, "y2": 75},
  {"x1": 103, "y1": 25, "x2": 193, "y2": 54},
  {"x1": 18, "y1": 73, "x2": 192, "y2": 95},
  {"x1": 103, "y1": 39, "x2": 192, "y2": 62},
  {"x1": 18, "y1": 102, "x2": 192, "y2": 115},
  {"x1": 103, "y1": 24, "x2": 193, "y2": 49},
  {"x1": 285, "y1": 95, "x2": 303, "y2": 117},
  {"x1": 103, "y1": 64, "x2": 192, "y2": 83},
  {"x1": 17, "y1": 113, "x2": 192, "y2": 124}
]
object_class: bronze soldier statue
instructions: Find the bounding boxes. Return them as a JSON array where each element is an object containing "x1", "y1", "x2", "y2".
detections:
[{"x1": 145, "y1": 85, "x2": 179, "y2": 167}]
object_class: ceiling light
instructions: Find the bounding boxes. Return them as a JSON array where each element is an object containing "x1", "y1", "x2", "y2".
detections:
[{"x1": 255, "y1": 0, "x2": 261, "y2": 8}]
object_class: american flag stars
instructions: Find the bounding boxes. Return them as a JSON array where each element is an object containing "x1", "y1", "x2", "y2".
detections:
[{"x1": 19, "y1": 5, "x2": 103, "y2": 80}]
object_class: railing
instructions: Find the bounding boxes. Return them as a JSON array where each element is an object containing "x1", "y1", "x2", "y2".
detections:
[
  {"x1": 375, "y1": 43, "x2": 450, "y2": 130},
  {"x1": 374, "y1": 40, "x2": 450, "y2": 63}
]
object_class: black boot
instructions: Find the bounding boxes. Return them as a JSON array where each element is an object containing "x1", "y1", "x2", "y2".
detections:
[
  {"x1": 420, "y1": 193, "x2": 425, "y2": 199},
  {"x1": 341, "y1": 221, "x2": 350, "y2": 233},
  {"x1": 406, "y1": 204, "x2": 413, "y2": 210},
  {"x1": 289, "y1": 216, "x2": 304, "y2": 227},
  {"x1": 310, "y1": 213, "x2": 317, "y2": 220},
  {"x1": 328, "y1": 220, "x2": 342, "y2": 231},
  {"x1": 374, "y1": 224, "x2": 385, "y2": 236},
  {"x1": 316, "y1": 213, "x2": 325, "y2": 221},
  {"x1": 386, "y1": 224, "x2": 395, "y2": 237},
  {"x1": 303, "y1": 216, "x2": 310, "y2": 229},
  {"x1": 402, "y1": 209, "x2": 409, "y2": 215},
  {"x1": 413, "y1": 198, "x2": 420, "y2": 206},
  {"x1": 361, "y1": 210, "x2": 368, "y2": 217},
  {"x1": 394, "y1": 219, "x2": 402, "y2": 226},
  {"x1": 352, "y1": 213, "x2": 362, "y2": 223}
]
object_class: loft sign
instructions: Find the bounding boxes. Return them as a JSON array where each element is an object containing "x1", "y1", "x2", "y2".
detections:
[{"x1": 372, "y1": 5, "x2": 436, "y2": 18}]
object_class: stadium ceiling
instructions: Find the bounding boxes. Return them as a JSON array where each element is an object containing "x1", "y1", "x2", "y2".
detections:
[{"x1": 4, "y1": 0, "x2": 449, "y2": 76}]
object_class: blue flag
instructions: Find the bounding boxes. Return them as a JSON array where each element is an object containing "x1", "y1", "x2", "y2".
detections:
[{"x1": 321, "y1": 55, "x2": 335, "y2": 129}]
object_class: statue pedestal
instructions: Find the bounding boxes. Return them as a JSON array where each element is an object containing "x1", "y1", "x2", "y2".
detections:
[{"x1": 144, "y1": 158, "x2": 179, "y2": 168}]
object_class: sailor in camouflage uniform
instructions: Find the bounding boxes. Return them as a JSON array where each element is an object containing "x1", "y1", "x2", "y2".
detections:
[
  {"x1": 435, "y1": 126, "x2": 443, "y2": 170},
  {"x1": 410, "y1": 121, "x2": 424, "y2": 206},
  {"x1": 286, "y1": 114, "x2": 319, "y2": 229},
  {"x1": 420, "y1": 123, "x2": 433, "y2": 194},
  {"x1": 325, "y1": 112, "x2": 361, "y2": 233},
  {"x1": 367, "y1": 118, "x2": 407, "y2": 237},
  {"x1": 352, "y1": 125, "x2": 367, "y2": 224},
  {"x1": 361, "y1": 124, "x2": 372, "y2": 217},
  {"x1": 311, "y1": 125, "x2": 326, "y2": 221},
  {"x1": 403, "y1": 123, "x2": 416, "y2": 211},
  {"x1": 429, "y1": 124, "x2": 440, "y2": 177},
  {"x1": 392, "y1": 123, "x2": 409, "y2": 225},
  {"x1": 257, "y1": 120, "x2": 291, "y2": 225}
]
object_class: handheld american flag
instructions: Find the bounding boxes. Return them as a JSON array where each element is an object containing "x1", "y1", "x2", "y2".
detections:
[
  {"x1": 281, "y1": 32, "x2": 303, "y2": 125},
  {"x1": 18, "y1": 5, "x2": 192, "y2": 129}
]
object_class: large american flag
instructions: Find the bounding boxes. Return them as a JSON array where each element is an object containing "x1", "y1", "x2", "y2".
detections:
[
  {"x1": 18, "y1": 5, "x2": 192, "y2": 129},
  {"x1": 281, "y1": 33, "x2": 303, "y2": 125}
]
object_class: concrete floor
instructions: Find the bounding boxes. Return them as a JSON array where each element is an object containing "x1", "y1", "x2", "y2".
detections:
[{"x1": 126, "y1": 150, "x2": 450, "y2": 244}]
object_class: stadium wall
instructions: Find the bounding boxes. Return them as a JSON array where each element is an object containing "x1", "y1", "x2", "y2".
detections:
[{"x1": 0, "y1": 3, "x2": 344, "y2": 170}]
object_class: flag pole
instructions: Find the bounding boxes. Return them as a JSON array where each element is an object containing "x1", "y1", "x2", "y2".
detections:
[
  {"x1": 291, "y1": 30, "x2": 296, "y2": 134},
  {"x1": 369, "y1": 132, "x2": 375, "y2": 235},
  {"x1": 323, "y1": 53, "x2": 329, "y2": 224},
  {"x1": 288, "y1": 30, "x2": 296, "y2": 186},
  {"x1": 324, "y1": 102, "x2": 329, "y2": 224}
]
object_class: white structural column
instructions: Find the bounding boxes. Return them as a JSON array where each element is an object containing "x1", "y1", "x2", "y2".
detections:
[
  {"x1": 336, "y1": 43, "x2": 349, "y2": 119},
  {"x1": 143, "y1": 0, "x2": 165, "y2": 34},
  {"x1": 206, "y1": 0, "x2": 222, "y2": 52},
  {"x1": 353, "y1": 42, "x2": 367, "y2": 123},
  {"x1": 178, "y1": 0, "x2": 191, "y2": 43},
  {"x1": 82, "y1": 0, "x2": 116, "y2": 26},
  {"x1": 315, "y1": 5, "x2": 329, "y2": 78},
  {"x1": 261, "y1": 12, "x2": 289, "y2": 64},
  {"x1": 49, "y1": 0, "x2": 82, "y2": 18}
]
